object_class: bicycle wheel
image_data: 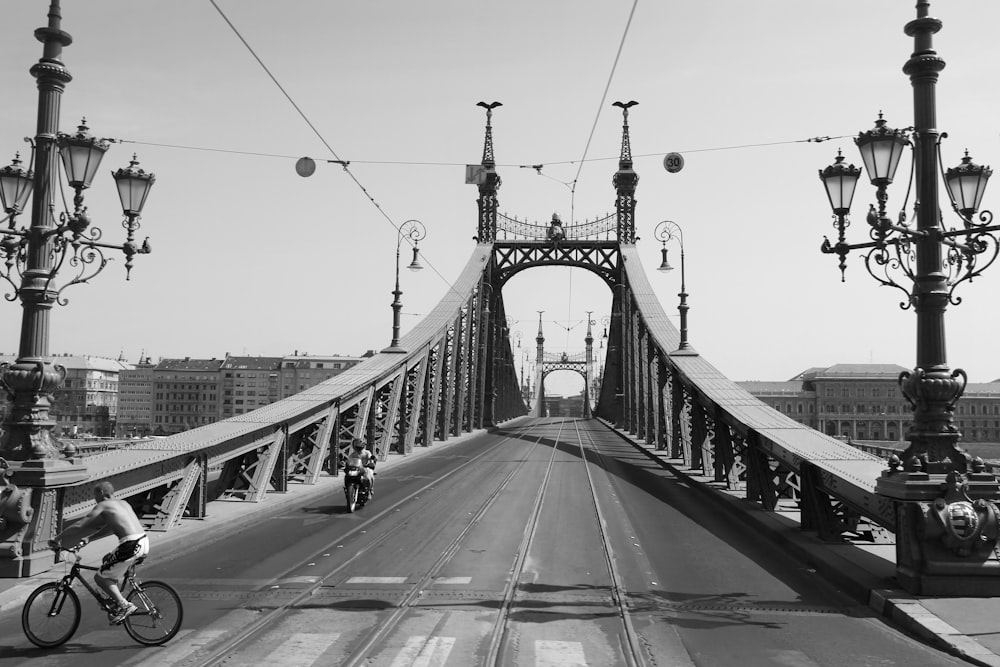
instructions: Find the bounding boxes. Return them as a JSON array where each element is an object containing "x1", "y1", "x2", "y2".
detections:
[
  {"x1": 124, "y1": 581, "x2": 183, "y2": 645},
  {"x1": 22, "y1": 582, "x2": 81, "y2": 648}
]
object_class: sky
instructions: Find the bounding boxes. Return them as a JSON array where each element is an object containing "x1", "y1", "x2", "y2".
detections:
[{"x1": 2, "y1": 1, "x2": 1000, "y2": 398}]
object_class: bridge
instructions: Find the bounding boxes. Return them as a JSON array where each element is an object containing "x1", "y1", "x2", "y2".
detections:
[{"x1": 1, "y1": 1, "x2": 999, "y2": 609}]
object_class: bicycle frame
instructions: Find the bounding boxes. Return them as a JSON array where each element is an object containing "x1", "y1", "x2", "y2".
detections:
[{"x1": 53, "y1": 550, "x2": 137, "y2": 614}]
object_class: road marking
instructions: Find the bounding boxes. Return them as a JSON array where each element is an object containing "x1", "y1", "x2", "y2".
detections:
[
  {"x1": 435, "y1": 576, "x2": 472, "y2": 584},
  {"x1": 389, "y1": 635, "x2": 456, "y2": 667},
  {"x1": 274, "y1": 576, "x2": 321, "y2": 586},
  {"x1": 345, "y1": 576, "x2": 408, "y2": 584},
  {"x1": 117, "y1": 629, "x2": 227, "y2": 666},
  {"x1": 257, "y1": 631, "x2": 342, "y2": 666},
  {"x1": 536, "y1": 640, "x2": 587, "y2": 666}
]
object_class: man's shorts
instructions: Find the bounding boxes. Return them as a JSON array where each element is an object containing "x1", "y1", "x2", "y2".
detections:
[{"x1": 99, "y1": 534, "x2": 149, "y2": 580}]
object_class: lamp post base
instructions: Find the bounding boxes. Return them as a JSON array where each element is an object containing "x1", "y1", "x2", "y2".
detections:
[
  {"x1": 0, "y1": 458, "x2": 88, "y2": 578},
  {"x1": 878, "y1": 468, "x2": 1000, "y2": 596},
  {"x1": 381, "y1": 345, "x2": 407, "y2": 354}
]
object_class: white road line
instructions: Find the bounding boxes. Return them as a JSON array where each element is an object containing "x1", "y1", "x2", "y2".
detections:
[
  {"x1": 434, "y1": 576, "x2": 472, "y2": 584},
  {"x1": 536, "y1": 640, "x2": 588, "y2": 666},
  {"x1": 389, "y1": 636, "x2": 456, "y2": 667},
  {"x1": 345, "y1": 576, "x2": 408, "y2": 584},
  {"x1": 256, "y1": 631, "x2": 342, "y2": 667},
  {"x1": 274, "y1": 576, "x2": 321, "y2": 586}
]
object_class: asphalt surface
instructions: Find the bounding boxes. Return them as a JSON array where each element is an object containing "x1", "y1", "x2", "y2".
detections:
[{"x1": 0, "y1": 417, "x2": 994, "y2": 666}]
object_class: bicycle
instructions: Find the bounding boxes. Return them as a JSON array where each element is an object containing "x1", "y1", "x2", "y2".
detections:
[{"x1": 21, "y1": 545, "x2": 183, "y2": 648}]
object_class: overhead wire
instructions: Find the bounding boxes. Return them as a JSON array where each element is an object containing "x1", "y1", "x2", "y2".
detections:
[
  {"x1": 207, "y1": 0, "x2": 462, "y2": 300},
  {"x1": 112, "y1": 134, "x2": 848, "y2": 173},
  {"x1": 564, "y1": 0, "x2": 638, "y2": 351}
]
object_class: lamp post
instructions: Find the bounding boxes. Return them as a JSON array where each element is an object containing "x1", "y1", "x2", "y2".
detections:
[
  {"x1": 0, "y1": 1, "x2": 156, "y2": 464},
  {"x1": 817, "y1": 1, "x2": 1000, "y2": 594},
  {"x1": 383, "y1": 219, "x2": 425, "y2": 353},
  {"x1": 654, "y1": 220, "x2": 696, "y2": 355}
]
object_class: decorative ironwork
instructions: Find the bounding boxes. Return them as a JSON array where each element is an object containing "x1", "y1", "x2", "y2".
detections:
[
  {"x1": 492, "y1": 241, "x2": 619, "y2": 289},
  {"x1": 496, "y1": 212, "x2": 617, "y2": 241},
  {"x1": 612, "y1": 101, "x2": 639, "y2": 243}
]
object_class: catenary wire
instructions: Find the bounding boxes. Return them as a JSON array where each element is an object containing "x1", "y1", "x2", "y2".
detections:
[
  {"x1": 111, "y1": 134, "x2": 847, "y2": 173},
  {"x1": 565, "y1": 0, "x2": 637, "y2": 353},
  {"x1": 207, "y1": 0, "x2": 462, "y2": 299}
]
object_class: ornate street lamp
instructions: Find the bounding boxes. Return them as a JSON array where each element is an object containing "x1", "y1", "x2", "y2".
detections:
[
  {"x1": 817, "y1": 1, "x2": 1000, "y2": 594},
  {"x1": 0, "y1": 153, "x2": 34, "y2": 219},
  {"x1": 654, "y1": 220, "x2": 696, "y2": 354},
  {"x1": 383, "y1": 219, "x2": 425, "y2": 353},
  {"x1": 0, "y1": 1, "x2": 156, "y2": 464}
]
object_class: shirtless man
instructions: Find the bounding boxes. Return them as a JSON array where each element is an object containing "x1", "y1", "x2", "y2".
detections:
[{"x1": 50, "y1": 481, "x2": 149, "y2": 624}]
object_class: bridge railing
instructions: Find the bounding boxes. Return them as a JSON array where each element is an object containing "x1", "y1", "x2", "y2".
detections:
[{"x1": 596, "y1": 244, "x2": 897, "y2": 542}]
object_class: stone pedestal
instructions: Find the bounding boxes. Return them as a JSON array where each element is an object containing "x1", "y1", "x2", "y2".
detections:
[
  {"x1": 878, "y1": 468, "x2": 1000, "y2": 596},
  {"x1": 0, "y1": 458, "x2": 87, "y2": 578}
]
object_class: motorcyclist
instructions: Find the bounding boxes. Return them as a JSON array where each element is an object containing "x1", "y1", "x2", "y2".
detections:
[{"x1": 345, "y1": 438, "x2": 376, "y2": 497}]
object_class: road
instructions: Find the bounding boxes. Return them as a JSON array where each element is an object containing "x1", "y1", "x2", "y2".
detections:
[{"x1": 0, "y1": 418, "x2": 966, "y2": 666}]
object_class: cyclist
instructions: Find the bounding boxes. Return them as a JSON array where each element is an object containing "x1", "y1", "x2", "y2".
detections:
[{"x1": 50, "y1": 481, "x2": 149, "y2": 624}]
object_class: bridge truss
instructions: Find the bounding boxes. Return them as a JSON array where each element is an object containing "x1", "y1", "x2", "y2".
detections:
[{"x1": 0, "y1": 101, "x2": 936, "y2": 586}]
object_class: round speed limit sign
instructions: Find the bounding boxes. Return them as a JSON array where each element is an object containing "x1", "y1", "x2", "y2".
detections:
[{"x1": 663, "y1": 152, "x2": 684, "y2": 173}]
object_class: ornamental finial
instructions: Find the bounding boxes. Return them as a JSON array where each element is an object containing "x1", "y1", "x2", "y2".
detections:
[{"x1": 476, "y1": 101, "x2": 502, "y2": 166}]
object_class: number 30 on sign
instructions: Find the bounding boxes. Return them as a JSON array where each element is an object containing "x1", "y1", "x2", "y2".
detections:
[{"x1": 663, "y1": 152, "x2": 684, "y2": 173}]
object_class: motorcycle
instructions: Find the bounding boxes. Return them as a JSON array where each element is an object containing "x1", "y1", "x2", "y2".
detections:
[{"x1": 343, "y1": 463, "x2": 372, "y2": 512}]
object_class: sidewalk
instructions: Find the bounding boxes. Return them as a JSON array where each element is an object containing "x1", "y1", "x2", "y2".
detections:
[
  {"x1": 2, "y1": 419, "x2": 999, "y2": 666},
  {"x1": 611, "y1": 425, "x2": 1000, "y2": 667}
]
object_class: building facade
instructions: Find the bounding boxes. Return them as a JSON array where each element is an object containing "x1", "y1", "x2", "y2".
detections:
[
  {"x1": 740, "y1": 363, "x2": 1000, "y2": 443},
  {"x1": 1, "y1": 351, "x2": 390, "y2": 437},
  {"x1": 116, "y1": 357, "x2": 156, "y2": 438},
  {"x1": 278, "y1": 354, "x2": 363, "y2": 398},
  {"x1": 221, "y1": 356, "x2": 282, "y2": 418},
  {"x1": 152, "y1": 358, "x2": 225, "y2": 435}
]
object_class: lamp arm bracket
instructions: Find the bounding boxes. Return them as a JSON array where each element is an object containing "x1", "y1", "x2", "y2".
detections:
[
  {"x1": 945, "y1": 233, "x2": 1000, "y2": 306},
  {"x1": 825, "y1": 237, "x2": 903, "y2": 253},
  {"x1": 52, "y1": 244, "x2": 111, "y2": 306},
  {"x1": 0, "y1": 272, "x2": 20, "y2": 302},
  {"x1": 862, "y1": 246, "x2": 915, "y2": 310},
  {"x1": 885, "y1": 223, "x2": 925, "y2": 239},
  {"x1": 0, "y1": 227, "x2": 29, "y2": 240},
  {"x1": 941, "y1": 210, "x2": 997, "y2": 233}
]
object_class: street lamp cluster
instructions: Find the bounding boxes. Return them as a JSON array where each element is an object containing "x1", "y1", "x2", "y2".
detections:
[
  {"x1": 817, "y1": 0, "x2": 1000, "y2": 594},
  {"x1": 0, "y1": 2, "x2": 156, "y2": 463},
  {"x1": 0, "y1": 122, "x2": 155, "y2": 297}
]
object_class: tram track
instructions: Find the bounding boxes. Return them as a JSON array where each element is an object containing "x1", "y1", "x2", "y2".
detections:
[
  {"x1": 172, "y1": 418, "x2": 652, "y2": 666},
  {"x1": 195, "y1": 421, "x2": 548, "y2": 667},
  {"x1": 485, "y1": 419, "x2": 648, "y2": 667}
]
